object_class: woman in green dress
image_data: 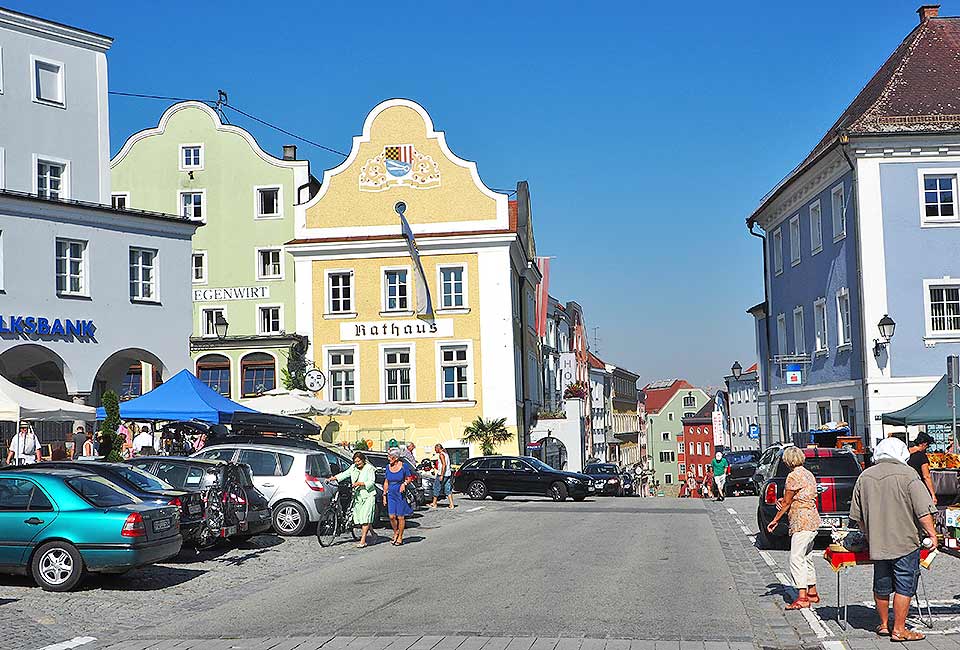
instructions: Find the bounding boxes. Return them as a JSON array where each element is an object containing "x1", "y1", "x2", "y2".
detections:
[{"x1": 328, "y1": 451, "x2": 378, "y2": 547}]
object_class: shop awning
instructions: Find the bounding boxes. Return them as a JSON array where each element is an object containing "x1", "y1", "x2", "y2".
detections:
[
  {"x1": 881, "y1": 375, "x2": 951, "y2": 426},
  {"x1": 0, "y1": 373, "x2": 96, "y2": 422},
  {"x1": 95, "y1": 369, "x2": 257, "y2": 424},
  {"x1": 239, "y1": 388, "x2": 352, "y2": 417}
]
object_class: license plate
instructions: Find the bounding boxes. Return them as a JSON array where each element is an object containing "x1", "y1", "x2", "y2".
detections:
[
  {"x1": 823, "y1": 517, "x2": 842, "y2": 528},
  {"x1": 188, "y1": 504, "x2": 201, "y2": 515},
  {"x1": 153, "y1": 518, "x2": 172, "y2": 533}
]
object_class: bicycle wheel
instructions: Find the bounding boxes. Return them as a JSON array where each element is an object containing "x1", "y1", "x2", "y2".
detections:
[
  {"x1": 349, "y1": 517, "x2": 360, "y2": 541},
  {"x1": 316, "y1": 507, "x2": 340, "y2": 547}
]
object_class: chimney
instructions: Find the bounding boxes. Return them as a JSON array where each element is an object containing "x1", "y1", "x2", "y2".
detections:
[
  {"x1": 282, "y1": 144, "x2": 297, "y2": 160},
  {"x1": 918, "y1": 4, "x2": 940, "y2": 22}
]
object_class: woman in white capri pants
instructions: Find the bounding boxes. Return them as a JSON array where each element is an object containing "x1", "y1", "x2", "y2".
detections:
[{"x1": 766, "y1": 446, "x2": 822, "y2": 609}]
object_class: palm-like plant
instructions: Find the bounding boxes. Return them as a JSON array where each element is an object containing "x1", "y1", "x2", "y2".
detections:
[{"x1": 461, "y1": 417, "x2": 512, "y2": 456}]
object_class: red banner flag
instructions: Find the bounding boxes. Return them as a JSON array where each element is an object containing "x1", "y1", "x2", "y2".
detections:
[{"x1": 535, "y1": 257, "x2": 551, "y2": 337}]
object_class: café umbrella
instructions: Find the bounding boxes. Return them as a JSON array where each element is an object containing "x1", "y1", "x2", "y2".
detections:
[
  {"x1": 0, "y1": 373, "x2": 96, "y2": 421},
  {"x1": 239, "y1": 388, "x2": 352, "y2": 417}
]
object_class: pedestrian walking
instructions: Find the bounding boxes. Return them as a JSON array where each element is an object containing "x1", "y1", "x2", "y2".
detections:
[
  {"x1": 133, "y1": 425, "x2": 156, "y2": 455},
  {"x1": 711, "y1": 451, "x2": 729, "y2": 501},
  {"x1": 701, "y1": 474, "x2": 713, "y2": 499},
  {"x1": 429, "y1": 443, "x2": 454, "y2": 509},
  {"x1": 383, "y1": 448, "x2": 415, "y2": 545},
  {"x1": 81, "y1": 430, "x2": 96, "y2": 457},
  {"x1": 849, "y1": 437, "x2": 938, "y2": 642},
  {"x1": 6, "y1": 422, "x2": 42, "y2": 466},
  {"x1": 907, "y1": 432, "x2": 937, "y2": 505},
  {"x1": 328, "y1": 451, "x2": 377, "y2": 547},
  {"x1": 765, "y1": 446, "x2": 822, "y2": 609},
  {"x1": 400, "y1": 442, "x2": 417, "y2": 465},
  {"x1": 71, "y1": 426, "x2": 87, "y2": 460}
]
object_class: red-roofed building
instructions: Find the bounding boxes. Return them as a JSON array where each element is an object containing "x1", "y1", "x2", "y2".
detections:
[{"x1": 643, "y1": 379, "x2": 709, "y2": 493}]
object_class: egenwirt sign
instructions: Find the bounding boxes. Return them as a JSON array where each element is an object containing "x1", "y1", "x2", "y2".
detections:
[
  {"x1": 193, "y1": 287, "x2": 270, "y2": 302},
  {"x1": 0, "y1": 315, "x2": 95, "y2": 340},
  {"x1": 340, "y1": 319, "x2": 453, "y2": 341}
]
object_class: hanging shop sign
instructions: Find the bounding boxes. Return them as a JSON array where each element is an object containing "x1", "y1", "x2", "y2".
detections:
[
  {"x1": 786, "y1": 364, "x2": 803, "y2": 386},
  {"x1": 193, "y1": 286, "x2": 270, "y2": 302},
  {"x1": 0, "y1": 315, "x2": 96, "y2": 340},
  {"x1": 340, "y1": 319, "x2": 453, "y2": 341}
]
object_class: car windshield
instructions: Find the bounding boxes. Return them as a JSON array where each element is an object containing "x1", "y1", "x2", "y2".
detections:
[
  {"x1": 525, "y1": 458, "x2": 554, "y2": 472},
  {"x1": 775, "y1": 453, "x2": 861, "y2": 477},
  {"x1": 65, "y1": 475, "x2": 140, "y2": 507},
  {"x1": 109, "y1": 465, "x2": 174, "y2": 492},
  {"x1": 725, "y1": 452, "x2": 760, "y2": 465},
  {"x1": 365, "y1": 455, "x2": 389, "y2": 469},
  {"x1": 585, "y1": 464, "x2": 618, "y2": 474}
]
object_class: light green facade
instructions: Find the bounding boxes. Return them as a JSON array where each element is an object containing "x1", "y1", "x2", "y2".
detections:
[
  {"x1": 646, "y1": 387, "x2": 709, "y2": 492},
  {"x1": 110, "y1": 102, "x2": 313, "y2": 400}
]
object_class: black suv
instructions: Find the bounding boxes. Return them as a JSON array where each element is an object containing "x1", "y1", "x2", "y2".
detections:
[
  {"x1": 723, "y1": 450, "x2": 762, "y2": 496},
  {"x1": 754, "y1": 445, "x2": 862, "y2": 549},
  {"x1": 453, "y1": 456, "x2": 594, "y2": 501}
]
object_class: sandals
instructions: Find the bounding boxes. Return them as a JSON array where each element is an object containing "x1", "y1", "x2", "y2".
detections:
[
  {"x1": 876, "y1": 625, "x2": 890, "y2": 637},
  {"x1": 392, "y1": 540, "x2": 403, "y2": 546},
  {"x1": 785, "y1": 599, "x2": 810, "y2": 610},
  {"x1": 355, "y1": 542, "x2": 368, "y2": 548},
  {"x1": 890, "y1": 630, "x2": 925, "y2": 642},
  {"x1": 807, "y1": 593, "x2": 820, "y2": 604}
]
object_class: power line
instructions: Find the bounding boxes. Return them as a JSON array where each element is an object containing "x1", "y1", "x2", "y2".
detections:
[
  {"x1": 109, "y1": 90, "x2": 215, "y2": 103},
  {"x1": 222, "y1": 103, "x2": 349, "y2": 157}
]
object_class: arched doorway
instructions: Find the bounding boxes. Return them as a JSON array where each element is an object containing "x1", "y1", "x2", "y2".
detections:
[
  {"x1": 530, "y1": 436, "x2": 567, "y2": 470},
  {"x1": 196, "y1": 354, "x2": 231, "y2": 398},
  {"x1": 240, "y1": 352, "x2": 277, "y2": 398},
  {"x1": 92, "y1": 348, "x2": 167, "y2": 406},
  {"x1": 0, "y1": 344, "x2": 76, "y2": 400}
]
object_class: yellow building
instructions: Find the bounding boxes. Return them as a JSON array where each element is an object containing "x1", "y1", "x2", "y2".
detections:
[{"x1": 288, "y1": 99, "x2": 541, "y2": 464}]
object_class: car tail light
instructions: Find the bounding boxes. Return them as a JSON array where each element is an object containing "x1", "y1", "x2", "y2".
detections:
[
  {"x1": 168, "y1": 497, "x2": 182, "y2": 508},
  {"x1": 764, "y1": 483, "x2": 777, "y2": 505},
  {"x1": 121, "y1": 512, "x2": 146, "y2": 537},
  {"x1": 453, "y1": 470, "x2": 461, "y2": 477},
  {"x1": 305, "y1": 473, "x2": 326, "y2": 492},
  {"x1": 221, "y1": 491, "x2": 247, "y2": 505}
]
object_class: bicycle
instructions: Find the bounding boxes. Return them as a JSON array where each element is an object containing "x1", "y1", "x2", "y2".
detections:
[{"x1": 316, "y1": 484, "x2": 361, "y2": 547}]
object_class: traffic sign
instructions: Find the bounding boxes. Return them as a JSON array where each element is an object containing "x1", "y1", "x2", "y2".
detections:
[{"x1": 748, "y1": 424, "x2": 760, "y2": 440}]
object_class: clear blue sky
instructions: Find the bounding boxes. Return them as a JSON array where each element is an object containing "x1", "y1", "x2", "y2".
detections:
[{"x1": 8, "y1": 0, "x2": 934, "y2": 386}]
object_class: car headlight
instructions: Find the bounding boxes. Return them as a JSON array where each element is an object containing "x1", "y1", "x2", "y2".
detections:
[
  {"x1": 565, "y1": 477, "x2": 581, "y2": 484},
  {"x1": 607, "y1": 478, "x2": 618, "y2": 484}
]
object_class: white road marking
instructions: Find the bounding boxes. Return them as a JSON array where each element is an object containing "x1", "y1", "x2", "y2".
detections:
[
  {"x1": 800, "y1": 607, "x2": 833, "y2": 639},
  {"x1": 748, "y1": 535, "x2": 757, "y2": 543},
  {"x1": 34, "y1": 637, "x2": 97, "y2": 650},
  {"x1": 740, "y1": 525, "x2": 752, "y2": 536},
  {"x1": 758, "y1": 550, "x2": 778, "y2": 568},
  {"x1": 821, "y1": 639, "x2": 847, "y2": 649},
  {"x1": 726, "y1": 507, "x2": 738, "y2": 515},
  {"x1": 465, "y1": 506, "x2": 484, "y2": 512}
]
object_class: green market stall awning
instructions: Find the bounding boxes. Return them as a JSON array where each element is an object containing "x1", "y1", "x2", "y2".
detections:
[{"x1": 881, "y1": 375, "x2": 951, "y2": 426}]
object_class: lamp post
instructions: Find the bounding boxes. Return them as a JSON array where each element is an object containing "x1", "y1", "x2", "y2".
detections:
[
  {"x1": 731, "y1": 361, "x2": 743, "y2": 380},
  {"x1": 214, "y1": 314, "x2": 229, "y2": 340},
  {"x1": 873, "y1": 314, "x2": 896, "y2": 357}
]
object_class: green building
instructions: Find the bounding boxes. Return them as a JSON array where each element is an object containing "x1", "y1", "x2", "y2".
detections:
[
  {"x1": 642, "y1": 379, "x2": 709, "y2": 493},
  {"x1": 111, "y1": 101, "x2": 317, "y2": 399}
]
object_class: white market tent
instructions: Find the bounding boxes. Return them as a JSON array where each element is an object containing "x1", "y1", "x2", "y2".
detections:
[
  {"x1": 239, "y1": 388, "x2": 352, "y2": 418},
  {"x1": 0, "y1": 373, "x2": 96, "y2": 422}
]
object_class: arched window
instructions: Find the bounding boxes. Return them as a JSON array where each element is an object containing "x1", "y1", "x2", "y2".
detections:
[
  {"x1": 241, "y1": 352, "x2": 276, "y2": 397},
  {"x1": 197, "y1": 354, "x2": 231, "y2": 398}
]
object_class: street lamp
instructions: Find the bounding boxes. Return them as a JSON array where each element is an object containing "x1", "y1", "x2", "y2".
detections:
[
  {"x1": 214, "y1": 314, "x2": 229, "y2": 340},
  {"x1": 731, "y1": 361, "x2": 743, "y2": 380},
  {"x1": 873, "y1": 314, "x2": 896, "y2": 357}
]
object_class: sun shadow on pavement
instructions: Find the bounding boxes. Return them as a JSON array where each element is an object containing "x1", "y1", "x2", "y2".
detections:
[
  {"x1": 84, "y1": 566, "x2": 207, "y2": 591},
  {"x1": 167, "y1": 534, "x2": 285, "y2": 564},
  {"x1": 764, "y1": 582, "x2": 795, "y2": 604}
]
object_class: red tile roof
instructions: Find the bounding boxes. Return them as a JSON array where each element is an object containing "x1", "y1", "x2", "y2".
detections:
[
  {"x1": 641, "y1": 379, "x2": 694, "y2": 414},
  {"x1": 750, "y1": 13, "x2": 960, "y2": 223},
  {"x1": 588, "y1": 352, "x2": 607, "y2": 370}
]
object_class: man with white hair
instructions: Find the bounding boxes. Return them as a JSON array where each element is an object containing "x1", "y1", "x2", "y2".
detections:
[{"x1": 849, "y1": 436, "x2": 938, "y2": 642}]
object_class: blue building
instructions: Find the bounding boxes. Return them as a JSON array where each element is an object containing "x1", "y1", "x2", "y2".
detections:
[{"x1": 747, "y1": 5, "x2": 960, "y2": 449}]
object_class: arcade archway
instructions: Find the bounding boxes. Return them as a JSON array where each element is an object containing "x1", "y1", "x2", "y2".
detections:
[
  {"x1": 92, "y1": 348, "x2": 167, "y2": 406},
  {"x1": 0, "y1": 344, "x2": 75, "y2": 400}
]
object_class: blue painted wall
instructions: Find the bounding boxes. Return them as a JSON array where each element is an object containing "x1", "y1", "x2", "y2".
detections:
[
  {"x1": 766, "y1": 170, "x2": 862, "y2": 390},
  {"x1": 881, "y1": 161, "x2": 960, "y2": 377}
]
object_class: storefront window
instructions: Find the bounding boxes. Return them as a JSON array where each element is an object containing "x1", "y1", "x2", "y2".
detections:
[
  {"x1": 197, "y1": 354, "x2": 230, "y2": 398},
  {"x1": 120, "y1": 364, "x2": 142, "y2": 398},
  {"x1": 241, "y1": 353, "x2": 275, "y2": 397}
]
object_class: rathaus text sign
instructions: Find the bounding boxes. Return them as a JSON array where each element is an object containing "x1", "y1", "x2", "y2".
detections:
[
  {"x1": 340, "y1": 319, "x2": 454, "y2": 341},
  {"x1": 0, "y1": 315, "x2": 96, "y2": 340},
  {"x1": 193, "y1": 286, "x2": 270, "y2": 302}
]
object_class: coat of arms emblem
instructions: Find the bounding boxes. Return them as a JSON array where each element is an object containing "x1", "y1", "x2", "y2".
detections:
[{"x1": 359, "y1": 144, "x2": 441, "y2": 192}]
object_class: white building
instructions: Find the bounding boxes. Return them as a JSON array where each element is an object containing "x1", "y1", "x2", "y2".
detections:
[{"x1": 724, "y1": 363, "x2": 761, "y2": 450}]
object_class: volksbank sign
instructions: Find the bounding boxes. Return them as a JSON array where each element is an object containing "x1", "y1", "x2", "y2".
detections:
[{"x1": 0, "y1": 315, "x2": 96, "y2": 340}]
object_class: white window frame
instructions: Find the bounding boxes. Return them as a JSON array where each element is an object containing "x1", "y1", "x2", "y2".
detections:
[
  {"x1": 55, "y1": 238, "x2": 87, "y2": 297},
  {"x1": 129, "y1": 247, "x2": 159, "y2": 303},
  {"x1": 30, "y1": 55, "x2": 65, "y2": 108},
  {"x1": 789, "y1": 215, "x2": 801, "y2": 266},
  {"x1": 379, "y1": 344, "x2": 415, "y2": 403},
  {"x1": 34, "y1": 154, "x2": 69, "y2": 200},
  {"x1": 256, "y1": 303, "x2": 284, "y2": 336},
  {"x1": 809, "y1": 199, "x2": 823, "y2": 254},
  {"x1": 772, "y1": 228, "x2": 783, "y2": 276},
  {"x1": 325, "y1": 269, "x2": 356, "y2": 317},
  {"x1": 793, "y1": 306, "x2": 805, "y2": 354},
  {"x1": 814, "y1": 298, "x2": 828, "y2": 354},
  {"x1": 323, "y1": 344, "x2": 359, "y2": 404},
  {"x1": 661, "y1": 432, "x2": 670, "y2": 441},
  {"x1": 192, "y1": 250, "x2": 208, "y2": 285},
  {"x1": 255, "y1": 247, "x2": 284, "y2": 281},
  {"x1": 179, "y1": 144, "x2": 204, "y2": 171},
  {"x1": 831, "y1": 183, "x2": 846, "y2": 242},
  {"x1": 111, "y1": 192, "x2": 130, "y2": 210},
  {"x1": 178, "y1": 189, "x2": 206, "y2": 222},
  {"x1": 918, "y1": 169, "x2": 960, "y2": 226},
  {"x1": 663, "y1": 473, "x2": 673, "y2": 485},
  {"x1": 923, "y1": 278, "x2": 960, "y2": 344},
  {"x1": 254, "y1": 185, "x2": 283, "y2": 220},
  {"x1": 437, "y1": 264, "x2": 469, "y2": 312},
  {"x1": 435, "y1": 340, "x2": 474, "y2": 402},
  {"x1": 200, "y1": 306, "x2": 227, "y2": 338},
  {"x1": 836, "y1": 288, "x2": 852, "y2": 348},
  {"x1": 381, "y1": 266, "x2": 412, "y2": 314},
  {"x1": 776, "y1": 313, "x2": 787, "y2": 355}
]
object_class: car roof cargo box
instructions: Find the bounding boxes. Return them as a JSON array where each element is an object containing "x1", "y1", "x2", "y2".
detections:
[{"x1": 225, "y1": 412, "x2": 321, "y2": 438}]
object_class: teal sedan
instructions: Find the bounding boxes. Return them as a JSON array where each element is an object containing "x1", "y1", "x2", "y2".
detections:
[{"x1": 0, "y1": 468, "x2": 182, "y2": 591}]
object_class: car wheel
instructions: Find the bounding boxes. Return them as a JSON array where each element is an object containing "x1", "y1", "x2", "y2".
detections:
[
  {"x1": 572, "y1": 495, "x2": 587, "y2": 502},
  {"x1": 272, "y1": 501, "x2": 308, "y2": 536},
  {"x1": 550, "y1": 482, "x2": 568, "y2": 502},
  {"x1": 491, "y1": 494, "x2": 507, "y2": 501},
  {"x1": 31, "y1": 541, "x2": 84, "y2": 592},
  {"x1": 468, "y1": 480, "x2": 488, "y2": 500}
]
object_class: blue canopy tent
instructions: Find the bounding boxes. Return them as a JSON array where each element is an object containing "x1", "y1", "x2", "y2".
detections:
[{"x1": 96, "y1": 369, "x2": 257, "y2": 424}]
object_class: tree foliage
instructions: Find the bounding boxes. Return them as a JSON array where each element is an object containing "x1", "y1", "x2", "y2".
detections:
[
  {"x1": 461, "y1": 417, "x2": 512, "y2": 456},
  {"x1": 99, "y1": 390, "x2": 124, "y2": 462}
]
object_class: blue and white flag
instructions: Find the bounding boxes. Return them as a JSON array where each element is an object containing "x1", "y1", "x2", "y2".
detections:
[{"x1": 397, "y1": 202, "x2": 433, "y2": 319}]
